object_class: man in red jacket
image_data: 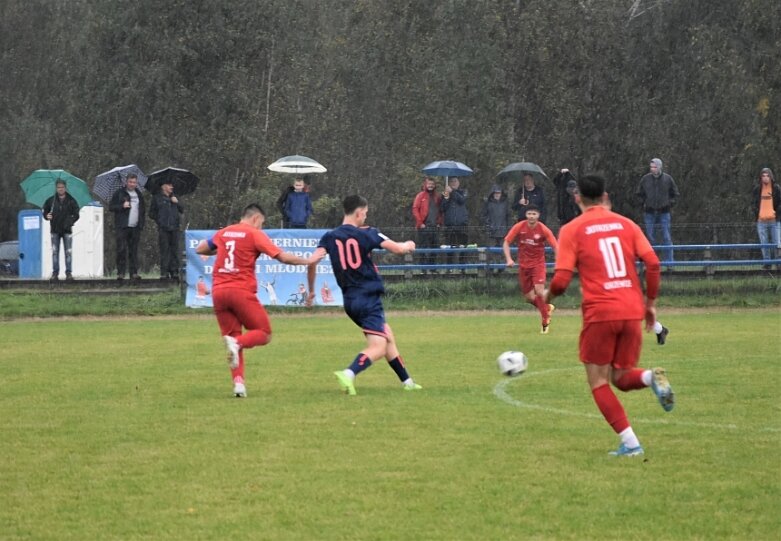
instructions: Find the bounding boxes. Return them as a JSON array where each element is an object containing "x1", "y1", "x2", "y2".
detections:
[{"x1": 411, "y1": 177, "x2": 442, "y2": 270}]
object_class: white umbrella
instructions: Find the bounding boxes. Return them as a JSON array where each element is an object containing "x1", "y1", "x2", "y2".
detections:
[{"x1": 267, "y1": 155, "x2": 327, "y2": 174}]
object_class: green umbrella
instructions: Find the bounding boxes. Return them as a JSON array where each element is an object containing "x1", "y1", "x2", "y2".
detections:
[{"x1": 20, "y1": 169, "x2": 93, "y2": 209}]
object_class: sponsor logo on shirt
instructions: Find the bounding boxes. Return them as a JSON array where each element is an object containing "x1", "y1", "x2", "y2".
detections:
[{"x1": 585, "y1": 223, "x2": 624, "y2": 235}]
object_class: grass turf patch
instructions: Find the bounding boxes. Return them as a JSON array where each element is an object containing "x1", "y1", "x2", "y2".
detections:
[{"x1": 1, "y1": 312, "x2": 779, "y2": 539}]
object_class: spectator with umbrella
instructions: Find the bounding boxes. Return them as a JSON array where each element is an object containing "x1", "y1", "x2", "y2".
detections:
[
  {"x1": 43, "y1": 178, "x2": 81, "y2": 281},
  {"x1": 441, "y1": 176, "x2": 469, "y2": 267},
  {"x1": 149, "y1": 179, "x2": 184, "y2": 280},
  {"x1": 496, "y1": 162, "x2": 549, "y2": 223},
  {"x1": 21, "y1": 169, "x2": 92, "y2": 281},
  {"x1": 109, "y1": 173, "x2": 145, "y2": 281},
  {"x1": 512, "y1": 173, "x2": 547, "y2": 224}
]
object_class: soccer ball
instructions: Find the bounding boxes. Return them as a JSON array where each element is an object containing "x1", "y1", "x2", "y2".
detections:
[{"x1": 497, "y1": 351, "x2": 528, "y2": 377}]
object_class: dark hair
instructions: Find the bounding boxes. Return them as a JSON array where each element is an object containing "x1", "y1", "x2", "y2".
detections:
[
  {"x1": 127, "y1": 173, "x2": 138, "y2": 180},
  {"x1": 577, "y1": 175, "x2": 606, "y2": 200},
  {"x1": 525, "y1": 204, "x2": 540, "y2": 213},
  {"x1": 242, "y1": 203, "x2": 266, "y2": 218},
  {"x1": 343, "y1": 194, "x2": 368, "y2": 215},
  {"x1": 55, "y1": 178, "x2": 66, "y2": 186}
]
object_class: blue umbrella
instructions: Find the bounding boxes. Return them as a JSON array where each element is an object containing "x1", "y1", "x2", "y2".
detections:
[{"x1": 421, "y1": 160, "x2": 473, "y2": 177}]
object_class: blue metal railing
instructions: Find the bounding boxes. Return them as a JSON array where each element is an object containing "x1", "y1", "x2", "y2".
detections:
[{"x1": 374, "y1": 243, "x2": 781, "y2": 272}]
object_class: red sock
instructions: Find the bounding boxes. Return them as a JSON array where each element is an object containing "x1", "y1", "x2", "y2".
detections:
[
  {"x1": 591, "y1": 384, "x2": 630, "y2": 433},
  {"x1": 614, "y1": 369, "x2": 647, "y2": 391},
  {"x1": 532, "y1": 296, "x2": 549, "y2": 320}
]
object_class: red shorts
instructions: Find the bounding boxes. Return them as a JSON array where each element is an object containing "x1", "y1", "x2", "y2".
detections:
[
  {"x1": 579, "y1": 319, "x2": 642, "y2": 369},
  {"x1": 518, "y1": 264, "x2": 546, "y2": 294},
  {"x1": 213, "y1": 287, "x2": 271, "y2": 337}
]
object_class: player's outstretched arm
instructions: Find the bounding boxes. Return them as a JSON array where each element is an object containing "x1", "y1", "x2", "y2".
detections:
[
  {"x1": 196, "y1": 239, "x2": 216, "y2": 256},
  {"x1": 305, "y1": 247, "x2": 328, "y2": 307},
  {"x1": 381, "y1": 239, "x2": 415, "y2": 255},
  {"x1": 276, "y1": 252, "x2": 308, "y2": 266}
]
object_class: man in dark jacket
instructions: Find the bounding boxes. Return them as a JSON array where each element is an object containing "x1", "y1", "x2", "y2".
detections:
[
  {"x1": 109, "y1": 173, "x2": 145, "y2": 280},
  {"x1": 149, "y1": 180, "x2": 184, "y2": 279},
  {"x1": 482, "y1": 185, "x2": 510, "y2": 247},
  {"x1": 512, "y1": 174, "x2": 546, "y2": 223},
  {"x1": 553, "y1": 169, "x2": 581, "y2": 227},
  {"x1": 43, "y1": 178, "x2": 80, "y2": 281},
  {"x1": 636, "y1": 158, "x2": 680, "y2": 264},
  {"x1": 441, "y1": 177, "x2": 469, "y2": 266}
]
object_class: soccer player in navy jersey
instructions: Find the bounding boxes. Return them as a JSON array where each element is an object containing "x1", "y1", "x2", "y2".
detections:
[{"x1": 306, "y1": 195, "x2": 422, "y2": 395}]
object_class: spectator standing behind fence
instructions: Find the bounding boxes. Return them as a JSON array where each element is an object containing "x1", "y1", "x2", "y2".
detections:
[
  {"x1": 109, "y1": 173, "x2": 145, "y2": 281},
  {"x1": 276, "y1": 185, "x2": 294, "y2": 228},
  {"x1": 752, "y1": 167, "x2": 781, "y2": 270},
  {"x1": 282, "y1": 178, "x2": 313, "y2": 228},
  {"x1": 149, "y1": 180, "x2": 184, "y2": 280},
  {"x1": 412, "y1": 177, "x2": 442, "y2": 269},
  {"x1": 512, "y1": 173, "x2": 546, "y2": 223},
  {"x1": 43, "y1": 178, "x2": 80, "y2": 281},
  {"x1": 441, "y1": 177, "x2": 469, "y2": 267},
  {"x1": 482, "y1": 184, "x2": 511, "y2": 247},
  {"x1": 553, "y1": 169, "x2": 581, "y2": 227},
  {"x1": 636, "y1": 158, "x2": 680, "y2": 265}
]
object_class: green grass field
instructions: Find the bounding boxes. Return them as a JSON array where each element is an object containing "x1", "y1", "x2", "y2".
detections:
[{"x1": 1, "y1": 311, "x2": 779, "y2": 540}]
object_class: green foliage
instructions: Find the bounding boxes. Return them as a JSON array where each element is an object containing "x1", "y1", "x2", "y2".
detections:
[
  {"x1": 1, "y1": 0, "x2": 780, "y2": 269},
  {"x1": 1, "y1": 313, "x2": 779, "y2": 539}
]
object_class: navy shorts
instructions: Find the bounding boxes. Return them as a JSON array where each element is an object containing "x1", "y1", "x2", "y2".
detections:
[{"x1": 344, "y1": 294, "x2": 387, "y2": 337}]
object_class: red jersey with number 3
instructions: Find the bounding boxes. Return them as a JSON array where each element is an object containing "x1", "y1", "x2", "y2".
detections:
[
  {"x1": 555, "y1": 206, "x2": 656, "y2": 323},
  {"x1": 504, "y1": 220, "x2": 558, "y2": 268},
  {"x1": 210, "y1": 223, "x2": 281, "y2": 293}
]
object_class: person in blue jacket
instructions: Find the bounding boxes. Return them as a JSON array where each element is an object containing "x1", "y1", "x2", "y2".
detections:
[{"x1": 283, "y1": 178, "x2": 313, "y2": 228}]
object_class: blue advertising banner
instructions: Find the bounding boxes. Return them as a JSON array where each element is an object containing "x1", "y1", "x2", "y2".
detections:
[{"x1": 184, "y1": 229, "x2": 342, "y2": 308}]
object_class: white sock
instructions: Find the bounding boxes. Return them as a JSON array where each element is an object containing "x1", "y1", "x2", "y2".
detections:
[
  {"x1": 402, "y1": 378, "x2": 413, "y2": 386},
  {"x1": 641, "y1": 369, "x2": 653, "y2": 387},
  {"x1": 620, "y1": 427, "x2": 641, "y2": 449},
  {"x1": 653, "y1": 321, "x2": 664, "y2": 334},
  {"x1": 344, "y1": 369, "x2": 356, "y2": 380}
]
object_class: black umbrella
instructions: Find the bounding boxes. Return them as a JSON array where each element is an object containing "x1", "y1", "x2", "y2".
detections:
[
  {"x1": 146, "y1": 167, "x2": 200, "y2": 195},
  {"x1": 496, "y1": 162, "x2": 549, "y2": 184}
]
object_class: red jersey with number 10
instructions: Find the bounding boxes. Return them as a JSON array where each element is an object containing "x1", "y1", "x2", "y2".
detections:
[
  {"x1": 555, "y1": 206, "x2": 657, "y2": 323},
  {"x1": 210, "y1": 223, "x2": 282, "y2": 293},
  {"x1": 504, "y1": 220, "x2": 558, "y2": 268}
]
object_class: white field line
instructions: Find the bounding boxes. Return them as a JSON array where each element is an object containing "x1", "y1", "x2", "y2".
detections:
[{"x1": 493, "y1": 367, "x2": 780, "y2": 433}]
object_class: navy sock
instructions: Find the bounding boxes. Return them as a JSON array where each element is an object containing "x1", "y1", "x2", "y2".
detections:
[
  {"x1": 348, "y1": 353, "x2": 372, "y2": 376},
  {"x1": 387, "y1": 356, "x2": 410, "y2": 382}
]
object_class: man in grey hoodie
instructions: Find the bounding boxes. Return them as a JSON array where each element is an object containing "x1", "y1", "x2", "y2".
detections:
[{"x1": 636, "y1": 158, "x2": 680, "y2": 265}]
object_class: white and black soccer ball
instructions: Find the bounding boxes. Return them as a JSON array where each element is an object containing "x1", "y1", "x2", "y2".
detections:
[{"x1": 497, "y1": 351, "x2": 528, "y2": 377}]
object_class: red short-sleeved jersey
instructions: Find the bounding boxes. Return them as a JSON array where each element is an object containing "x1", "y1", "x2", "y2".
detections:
[
  {"x1": 555, "y1": 206, "x2": 656, "y2": 323},
  {"x1": 504, "y1": 220, "x2": 558, "y2": 268},
  {"x1": 210, "y1": 223, "x2": 282, "y2": 293}
]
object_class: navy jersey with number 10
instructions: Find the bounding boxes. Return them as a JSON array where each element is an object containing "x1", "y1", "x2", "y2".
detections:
[{"x1": 318, "y1": 224, "x2": 388, "y2": 295}]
